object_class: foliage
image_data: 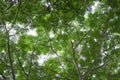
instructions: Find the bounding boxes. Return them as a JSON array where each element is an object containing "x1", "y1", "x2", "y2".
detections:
[{"x1": 0, "y1": 0, "x2": 120, "y2": 80}]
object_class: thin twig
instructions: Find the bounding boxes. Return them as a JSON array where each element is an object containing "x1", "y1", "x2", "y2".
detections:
[
  {"x1": 43, "y1": 62, "x2": 71, "y2": 80},
  {"x1": 27, "y1": 46, "x2": 36, "y2": 80},
  {"x1": 0, "y1": 73, "x2": 7, "y2": 80},
  {"x1": 12, "y1": 0, "x2": 21, "y2": 24},
  {"x1": 45, "y1": 30, "x2": 72, "y2": 63},
  {"x1": 83, "y1": 44, "x2": 116, "y2": 78},
  {"x1": 14, "y1": 51, "x2": 28, "y2": 79},
  {"x1": 74, "y1": 29, "x2": 92, "y2": 50},
  {"x1": 0, "y1": 58, "x2": 10, "y2": 67}
]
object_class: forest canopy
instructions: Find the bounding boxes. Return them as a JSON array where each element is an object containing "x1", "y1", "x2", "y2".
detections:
[{"x1": 0, "y1": 0, "x2": 120, "y2": 80}]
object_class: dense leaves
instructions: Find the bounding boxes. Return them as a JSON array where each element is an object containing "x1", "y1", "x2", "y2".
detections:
[{"x1": 0, "y1": 0, "x2": 120, "y2": 80}]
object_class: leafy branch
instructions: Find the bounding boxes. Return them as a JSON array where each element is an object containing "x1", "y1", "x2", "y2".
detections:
[{"x1": 82, "y1": 44, "x2": 116, "y2": 78}]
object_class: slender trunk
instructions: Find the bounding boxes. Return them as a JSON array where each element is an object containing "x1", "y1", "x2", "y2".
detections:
[
  {"x1": 71, "y1": 41, "x2": 83, "y2": 80},
  {"x1": 7, "y1": 33, "x2": 15, "y2": 80},
  {"x1": 73, "y1": 59, "x2": 83, "y2": 80}
]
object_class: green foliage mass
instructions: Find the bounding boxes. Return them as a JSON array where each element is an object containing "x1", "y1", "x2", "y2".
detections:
[{"x1": 0, "y1": 0, "x2": 120, "y2": 80}]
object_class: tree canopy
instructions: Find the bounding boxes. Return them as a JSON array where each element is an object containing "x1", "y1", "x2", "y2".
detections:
[{"x1": 0, "y1": 0, "x2": 120, "y2": 80}]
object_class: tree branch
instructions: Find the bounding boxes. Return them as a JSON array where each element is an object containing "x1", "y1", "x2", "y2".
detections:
[
  {"x1": 27, "y1": 45, "x2": 36, "y2": 80},
  {"x1": 14, "y1": 51, "x2": 28, "y2": 79},
  {"x1": 74, "y1": 29, "x2": 92, "y2": 50},
  {"x1": 45, "y1": 30, "x2": 72, "y2": 63},
  {"x1": 83, "y1": 59, "x2": 110, "y2": 78},
  {"x1": 0, "y1": 73, "x2": 7, "y2": 80},
  {"x1": 71, "y1": 41, "x2": 83, "y2": 80},
  {"x1": 82, "y1": 42, "x2": 116, "y2": 78},
  {"x1": 5, "y1": 24, "x2": 15, "y2": 80}
]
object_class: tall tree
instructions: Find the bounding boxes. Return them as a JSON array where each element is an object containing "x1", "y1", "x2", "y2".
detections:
[{"x1": 0, "y1": 0, "x2": 120, "y2": 80}]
